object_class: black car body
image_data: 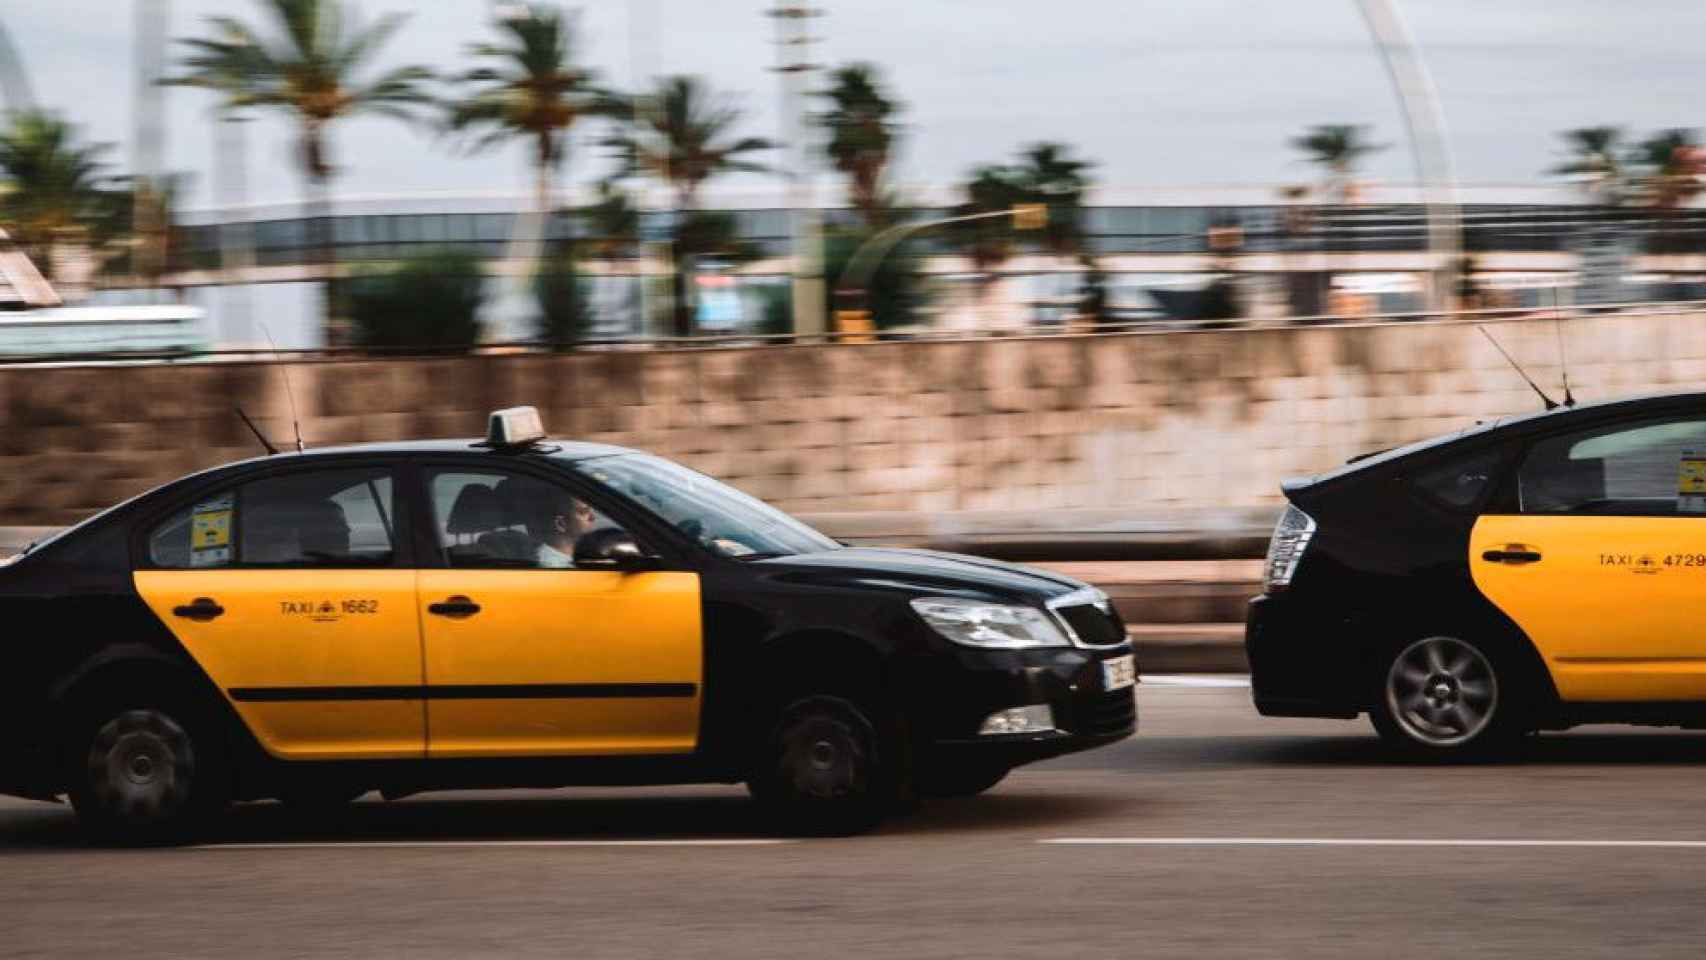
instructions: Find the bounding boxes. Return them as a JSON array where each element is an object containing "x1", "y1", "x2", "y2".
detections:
[
  {"x1": 1248, "y1": 390, "x2": 1706, "y2": 754},
  {"x1": 0, "y1": 418, "x2": 1135, "y2": 839}
]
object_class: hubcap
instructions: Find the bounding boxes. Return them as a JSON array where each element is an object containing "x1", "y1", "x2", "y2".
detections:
[
  {"x1": 780, "y1": 713, "x2": 867, "y2": 801},
  {"x1": 1386, "y1": 636, "x2": 1498, "y2": 747},
  {"x1": 86, "y1": 710, "x2": 196, "y2": 824}
]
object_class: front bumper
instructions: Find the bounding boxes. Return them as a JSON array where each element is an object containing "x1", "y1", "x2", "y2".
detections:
[{"x1": 910, "y1": 644, "x2": 1138, "y2": 769}]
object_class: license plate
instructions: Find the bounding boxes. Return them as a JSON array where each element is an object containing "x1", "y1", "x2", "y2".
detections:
[{"x1": 1101, "y1": 654, "x2": 1136, "y2": 691}]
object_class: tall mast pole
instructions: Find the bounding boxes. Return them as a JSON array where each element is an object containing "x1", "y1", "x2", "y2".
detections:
[{"x1": 768, "y1": 5, "x2": 825, "y2": 339}]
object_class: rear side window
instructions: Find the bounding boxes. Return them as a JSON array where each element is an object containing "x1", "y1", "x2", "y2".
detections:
[
  {"x1": 147, "y1": 468, "x2": 397, "y2": 568},
  {"x1": 1411, "y1": 448, "x2": 1504, "y2": 509},
  {"x1": 1518, "y1": 416, "x2": 1706, "y2": 516}
]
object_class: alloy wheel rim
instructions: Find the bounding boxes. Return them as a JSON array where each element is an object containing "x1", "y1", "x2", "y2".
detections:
[
  {"x1": 1386, "y1": 636, "x2": 1498, "y2": 747},
  {"x1": 86, "y1": 710, "x2": 196, "y2": 824},
  {"x1": 781, "y1": 715, "x2": 867, "y2": 800}
]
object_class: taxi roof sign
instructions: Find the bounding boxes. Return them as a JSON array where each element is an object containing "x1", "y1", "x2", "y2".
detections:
[{"x1": 487, "y1": 406, "x2": 547, "y2": 447}]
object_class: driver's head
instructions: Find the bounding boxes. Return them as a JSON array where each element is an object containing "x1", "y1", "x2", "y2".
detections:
[{"x1": 529, "y1": 491, "x2": 597, "y2": 548}]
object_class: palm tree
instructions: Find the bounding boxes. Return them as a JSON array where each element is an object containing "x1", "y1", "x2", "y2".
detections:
[
  {"x1": 1013, "y1": 142, "x2": 1093, "y2": 259},
  {"x1": 0, "y1": 111, "x2": 117, "y2": 281},
  {"x1": 816, "y1": 63, "x2": 901, "y2": 228},
  {"x1": 946, "y1": 164, "x2": 1029, "y2": 286},
  {"x1": 1549, "y1": 127, "x2": 1627, "y2": 205},
  {"x1": 604, "y1": 76, "x2": 775, "y2": 214},
  {"x1": 1291, "y1": 124, "x2": 1384, "y2": 201},
  {"x1": 445, "y1": 4, "x2": 609, "y2": 223},
  {"x1": 167, "y1": 0, "x2": 433, "y2": 340},
  {"x1": 603, "y1": 76, "x2": 774, "y2": 336},
  {"x1": 1629, "y1": 129, "x2": 1703, "y2": 210}
]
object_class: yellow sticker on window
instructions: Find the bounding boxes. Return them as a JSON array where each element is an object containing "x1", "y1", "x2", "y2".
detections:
[
  {"x1": 1679, "y1": 452, "x2": 1706, "y2": 513},
  {"x1": 191, "y1": 495, "x2": 235, "y2": 565}
]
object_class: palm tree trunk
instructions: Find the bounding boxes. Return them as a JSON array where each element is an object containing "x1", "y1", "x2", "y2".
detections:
[
  {"x1": 308, "y1": 172, "x2": 337, "y2": 345},
  {"x1": 302, "y1": 123, "x2": 338, "y2": 346}
]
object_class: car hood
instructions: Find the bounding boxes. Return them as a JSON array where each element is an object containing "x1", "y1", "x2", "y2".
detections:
[{"x1": 756, "y1": 547, "x2": 1089, "y2": 603}]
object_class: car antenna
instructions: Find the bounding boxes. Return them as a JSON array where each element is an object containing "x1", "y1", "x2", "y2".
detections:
[
  {"x1": 1551, "y1": 286, "x2": 1576, "y2": 408},
  {"x1": 259, "y1": 322, "x2": 306, "y2": 453},
  {"x1": 1477, "y1": 324, "x2": 1558, "y2": 411},
  {"x1": 235, "y1": 406, "x2": 279, "y2": 456}
]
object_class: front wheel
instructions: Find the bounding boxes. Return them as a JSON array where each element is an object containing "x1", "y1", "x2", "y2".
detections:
[
  {"x1": 68, "y1": 702, "x2": 228, "y2": 845},
  {"x1": 748, "y1": 696, "x2": 902, "y2": 836},
  {"x1": 1369, "y1": 634, "x2": 1523, "y2": 759}
]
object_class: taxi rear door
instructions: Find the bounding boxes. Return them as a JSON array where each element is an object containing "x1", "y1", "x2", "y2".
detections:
[
  {"x1": 414, "y1": 465, "x2": 703, "y2": 758},
  {"x1": 133, "y1": 465, "x2": 426, "y2": 760},
  {"x1": 1472, "y1": 412, "x2": 1706, "y2": 702}
]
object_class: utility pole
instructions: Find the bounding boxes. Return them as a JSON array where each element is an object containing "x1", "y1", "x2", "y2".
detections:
[
  {"x1": 767, "y1": 5, "x2": 825, "y2": 340},
  {"x1": 630, "y1": 0, "x2": 668, "y2": 339},
  {"x1": 133, "y1": 0, "x2": 169, "y2": 292}
]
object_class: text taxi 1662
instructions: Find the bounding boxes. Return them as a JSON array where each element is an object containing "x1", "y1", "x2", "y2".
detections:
[
  {"x1": 0, "y1": 407, "x2": 1135, "y2": 841},
  {"x1": 1249, "y1": 390, "x2": 1706, "y2": 756}
]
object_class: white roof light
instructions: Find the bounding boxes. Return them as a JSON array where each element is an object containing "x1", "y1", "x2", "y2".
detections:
[{"x1": 487, "y1": 406, "x2": 546, "y2": 446}]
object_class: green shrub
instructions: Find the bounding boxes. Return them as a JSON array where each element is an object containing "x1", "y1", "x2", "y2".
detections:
[
  {"x1": 346, "y1": 248, "x2": 485, "y2": 350},
  {"x1": 534, "y1": 243, "x2": 591, "y2": 347}
]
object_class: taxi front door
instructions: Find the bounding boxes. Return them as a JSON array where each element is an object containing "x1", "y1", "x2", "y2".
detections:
[
  {"x1": 416, "y1": 468, "x2": 703, "y2": 759},
  {"x1": 1471, "y1": 414, "x2": 1706, "y2": 702},
  {"x1": 133, "y1": 467, "x2": 426, "y2": 760}
]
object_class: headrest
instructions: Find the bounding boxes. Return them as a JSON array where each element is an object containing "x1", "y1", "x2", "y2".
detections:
[{"x1": 446, "y1": 483, "x2": 505, "y2": 534}]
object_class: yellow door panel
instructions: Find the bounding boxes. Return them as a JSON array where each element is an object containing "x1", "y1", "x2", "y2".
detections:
[
  {"x1": 1471, "y1": 515, "x2": 1706, "y2": 701},
  {"x1": 134, "y1": 570, "x2": 426, "y2": 759},
  {"x1": 417, "y1": 570, "x2": 702, "y2": 758}
]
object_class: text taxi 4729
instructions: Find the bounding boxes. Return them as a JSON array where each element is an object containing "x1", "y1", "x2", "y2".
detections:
[
  {"x1": 1248, "y1": 390, "x2": 1706, "y2": 756},
  {"x1": 0, "y1": 407, "x2": 1135, "y2": 842}
]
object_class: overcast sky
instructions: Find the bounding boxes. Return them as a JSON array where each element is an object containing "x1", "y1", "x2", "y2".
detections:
[{"x1": 7, "y1": 0, "x2": 1704, "y2": 211}]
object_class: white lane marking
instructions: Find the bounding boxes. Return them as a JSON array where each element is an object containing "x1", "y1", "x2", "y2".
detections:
[
  {"x1": 1041, "y1": 837, "x2": 1706, "y2": 849},
  {"x1": 193, "y1": 839, "x2": 795, "y2": 851},
  {"x1": 1140, "y1": 674, "x2": 1250, "y2": 688}
]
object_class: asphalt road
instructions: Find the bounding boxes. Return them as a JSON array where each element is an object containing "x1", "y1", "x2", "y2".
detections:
[{"x1": 4, "y1": 682, "x2": 1705, "y2": 960}]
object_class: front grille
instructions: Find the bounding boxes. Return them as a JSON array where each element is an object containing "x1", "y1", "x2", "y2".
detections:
[
  {"x1": 1076, "y1": 688, "x2": 1136, "y2": 737},
  {"x1": 1056, "y1": 603, "x2": 1126, "y2": 647}
]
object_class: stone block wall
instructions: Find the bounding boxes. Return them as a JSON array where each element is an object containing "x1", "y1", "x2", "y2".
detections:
[{"x1": 4, "y1": 309, "x2": 1705, "y2": 527}]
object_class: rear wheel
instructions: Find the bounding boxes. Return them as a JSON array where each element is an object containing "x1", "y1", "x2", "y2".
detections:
[
  {"x1": 749, "y1": 696, "x2": 902, "y2": 836},
  {"x1": 68, "y1": 701, "x2": 228, "y2": 844},
  {"x1": 1369, "y1": 634, "x2": 1523, "y2": 759}
]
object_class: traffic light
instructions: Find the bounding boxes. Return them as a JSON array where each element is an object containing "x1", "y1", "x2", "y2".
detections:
[{"x1": 1012, "y1": 204, "x2": 1048, "y2": 230}]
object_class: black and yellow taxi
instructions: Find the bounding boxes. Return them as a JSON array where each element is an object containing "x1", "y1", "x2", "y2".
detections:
[
  {"x1": 1249, "y1": 389, "x2": 1706, "y2": 756},
  {"x1": 0, "y1": 408, "x2": 1135, "y2": 841}
]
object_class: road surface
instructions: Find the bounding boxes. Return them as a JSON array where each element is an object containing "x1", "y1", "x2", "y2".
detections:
[{"x1": 3, "y1": 682, "x2": 1703, "y2": 959}]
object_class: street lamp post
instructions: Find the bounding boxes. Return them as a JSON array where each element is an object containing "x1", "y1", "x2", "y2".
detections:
[{"x1": 768, "y1": 5, "x2": 825, "y2": 340}]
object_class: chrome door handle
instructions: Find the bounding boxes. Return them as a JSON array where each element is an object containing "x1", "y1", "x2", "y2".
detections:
[{"x1": 428, "y1": 595, "x2": 482, "y2": 618}]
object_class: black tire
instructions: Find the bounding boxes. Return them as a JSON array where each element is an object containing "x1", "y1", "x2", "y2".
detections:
[
  {"x1": 748, "y1": 696, "x2": 902, "y2": 836},
  {"x1": 917, "y1": 761, "x2": 1010, "y2": 799},
  {"x1": 67, "y1": 698, "x2": 230, "y2": 845},
  {"x1": 1368, "y1": 633, "x2": 1527, "y2": 760}
]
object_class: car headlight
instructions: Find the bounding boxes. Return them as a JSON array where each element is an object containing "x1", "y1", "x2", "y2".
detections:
[
  {"x1": 1263, "y1": 504, "x2": 1317, "y2": 592},
  {"x1": 910, "y1": 597, "x2": 1071, "y2": 649}
]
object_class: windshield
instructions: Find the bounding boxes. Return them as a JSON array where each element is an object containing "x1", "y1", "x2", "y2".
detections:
[{"x1": 577, "y1": 453, "x2": 840, "y2": 559}]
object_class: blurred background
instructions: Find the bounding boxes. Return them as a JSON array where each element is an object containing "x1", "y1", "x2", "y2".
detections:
[{"x1": 4, "y1": 0, "x2": 1706, "y2": 668}]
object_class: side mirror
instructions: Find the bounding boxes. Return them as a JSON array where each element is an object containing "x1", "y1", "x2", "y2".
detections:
[{"x1": 572, "y1": 528, "x2": 660, "y2": 571}]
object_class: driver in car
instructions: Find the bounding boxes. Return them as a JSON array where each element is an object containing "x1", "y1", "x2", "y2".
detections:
[{"x1": 528, "y1": 491, "x2": 600, "y2": 569}]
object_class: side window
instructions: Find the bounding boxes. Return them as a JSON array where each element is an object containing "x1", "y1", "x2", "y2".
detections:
[
  {"x1": 1410, "y1": 447, "x2": 1504, "y2": 510},
  {"x1": 148, "y1": 492, "x2": 236, "y2": 568},
  {"x1": 1518, "y1": 417, "x2": 1706, "y2": 516},
  {"x1": 427, "y1": 468, "x2": 626, "y2": 569},
  {"x1": 146, "y1": 469, "x2": 397, "y2": 569}
]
